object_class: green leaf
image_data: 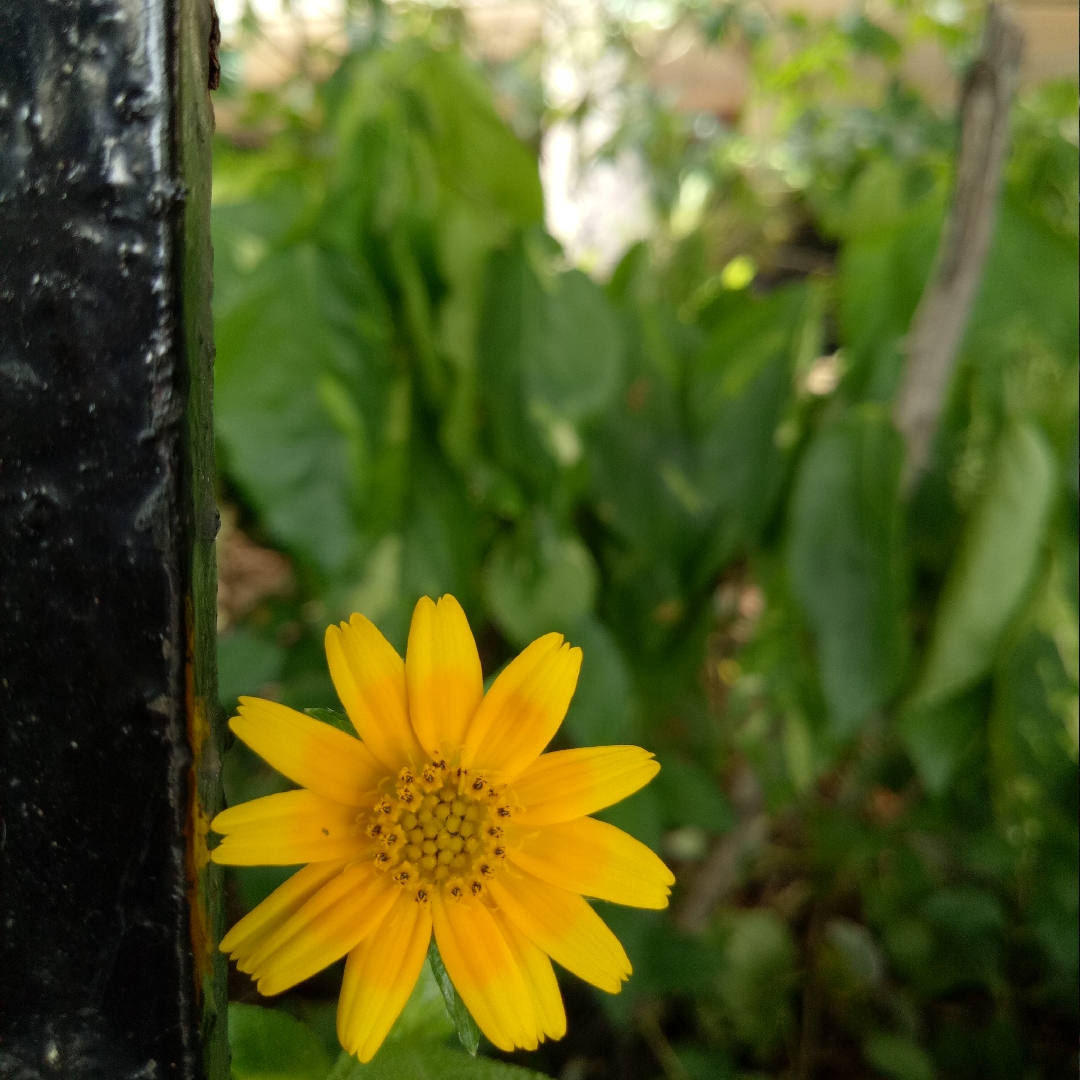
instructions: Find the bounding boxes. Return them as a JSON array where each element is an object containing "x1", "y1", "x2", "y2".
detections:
[
  {"x1": 673, "y1": 1046, "x2": 736, "y2": 1080},
  {"x1": 967, "y1": 193, "x2": 1079, "y2": 365},
  {"x1": 229, "y1": 1003, "x2": 334, "y2": 1080},
  {"x1": 218, "y1": 628, "x2": 285, "y2": 708},
  {"x1": 836, "y1": 163, "x2": 942, "y2": 378},
  {"x1": 480, "y1": 241, "x2": 623, "y2": 487},
  {"x1": 427, "y1": 938, "x2": 481, "y2": 1056},
  {"x1": 327, "y1": 1045, "x2": 549, "y2": 1080},
  {"x1": 408, "y1": 50, "x2": 544, "y2": 226},
  {"x1": 912, "y1": 421, "x2": 1056, "y2": 708},
  {"x1": 896, "y1": 692, "x2": 983, "y2": 795},
  {"x1": 690, "y1": 283, "x2": 810, "y2": 575},
  {"x1": 841, "y1": 13, "x2": 902, "y2": 60},
  {"x1": 215, "y1": 244, "x2": 390, "y2": 576},
  {"x1": 596, "y1": 783, "x2": 664, "y2": 855},
  {"x1": 304, "y1": 707, "x2": 358, "y2": 737},
  {"x1": 718, "y1": 911, "x2": 798, "y2": 1057},
  {"x1": 560, "y1": 615, "x2": 635, "y2": 746},
  {"x1": 864, "y1": 1033, "x2": 935, "y2": 1080},
  {"x1": 788, "y1": 407, "x2": 908, "y2": 734},
  {"x1": 653, "y1": 754, "x2": 735, "y2": 833},
  {"x1": 383, "y1": 960, "x2": 455, "y2": 1047},
  {"x1": 482, "y1": 520, "x2": 598, "y2": 646}
]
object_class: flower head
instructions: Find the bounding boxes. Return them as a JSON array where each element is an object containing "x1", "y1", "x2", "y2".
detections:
[{"x1": 211, "y1": 595, "x2": 673, "y2": 1061}]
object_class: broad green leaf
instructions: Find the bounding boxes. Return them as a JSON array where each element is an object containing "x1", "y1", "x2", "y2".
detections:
[
  {"x1": 841, "y1": 13, "x2": 901, "y2": 60},
  {"x1": 482, "y1": 522, "x2": 598, "y2": 646},
  {"x1": 218, "y1": 628, "x2": 285, "y2": 708},
  {"x1": 912, "y1": 421, "x2": 1055, "y2": 707},
  {"x1": 718, "y1": 911, "x2": 798, "y2": 1056},
  {"x1": 326, "y1": 1045, "x2": 549, "y2": 1080},
  {"x1": 400, "y1": 442, "x2": 482, "y2": 611},
  {"x1": 690, "y1": 283, "x2": 812, "y2": 576},
  {"x1": 426, "y1": 940, "x2": 480, "y2": 1056},
  {"x1": 215, "y1": 245, "x2": 391, "y2": 576},
  {"x1": 230, "y1": 865, "x2": 299, "y2": 918},
  {"x1": 480, "y1": 242, "x2": 623, "y2": 488},
  {"x1": 966, "y1": 193, "x2": 1079, "y2": 364},
  {"x1": 989, "y1": 627, "x2": 1080, "y2": 863},
  {"x1": 788, "y1": 408, "x2": 907, "y2": 734},
  {"x1": 229, "y1": 1003, "x2": 334, "y2": 1080},
  {"x1": 383, "y1": 960, "x2": 455, "y2": 1047},
  {"x1": 864, "y1": 1034, "x2": 934, "y2": 1080},
  {"x1": 600, "y1": 905, "x2": 724, "y2": 1002},
  {"x1": 560, "y1": 615, "x2": 635, "y2": 746},
  {"x1": 836, "y1": 162, "x2": 942, "y2": 379},
  {"x1": 897, "y1": 692, "x2": 983, "y2": 796},
  {"x1": 673, "y1": 1046, "x2": 736, "y2": 1080},
  {"x1": 529, "y1": 268, "x2": 623, "y2": 424},
  {"x1": 653, "y1": 755, "x2": 735, "y2": 833},
  {"x1": 596, "y1": 783, "x2": 664, "y2": 855}
]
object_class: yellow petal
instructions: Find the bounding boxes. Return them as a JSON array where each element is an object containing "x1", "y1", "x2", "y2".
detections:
[
  {"x1": 487, "y1": 870, "x2": 631, "y2": 994},
  {"x1": 230, "y1": 697, "x2": 384, "y2": 806},
  {"x1": 512, "y1": 746, "x2": 660, "y2": 827},
  {"x1": 337, "y1": 896, "x2": 433, "y2": 1062},
  {"x1": 406, "y1": 595, "x2": 484, "y2": 757},
  {"x1": 247, "y1": 862, "x2": 400, "y2": 996},
  {"x1": 431, "y1": 893, "x2": 539, "y2": 1052},
  {"x1": 210, "y1": 790, "x2": 367, "y2": 865},
  {"x1": 325, "y1": 615, "x2": 426, "y2": 773},
  {"x1": 220, "y1": 860, "x2": 348, "y2": 965},
  {"x1": 489, "y1": 906, "x2": 566, "y2": 1041},
  {"x1": 462, "y1": 634, "x2": 581, "y2": 779},
  {"x1": 510, "y1": 817, "x2": 674, "y2": 910}
]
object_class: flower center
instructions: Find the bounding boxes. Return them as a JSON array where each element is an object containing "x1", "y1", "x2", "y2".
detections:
[{"x1": 362, "y1": 759, "x2": 512, "y2": 904}]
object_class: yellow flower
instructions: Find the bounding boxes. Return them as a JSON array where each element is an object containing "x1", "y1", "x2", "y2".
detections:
[{"x1": 211, "y1": 595, "x2": 673, "y2": 1061}]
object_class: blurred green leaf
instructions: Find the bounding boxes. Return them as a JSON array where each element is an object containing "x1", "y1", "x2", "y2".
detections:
[
  {"x1": 967, "y1": 193, "x2": 1079, "y2": 364},
  {"x1": 383, "y1": 960, "x2": 455, "y2": 1047},
  {"x1": 402, "y1": 49, "x2": 543, "y2": 226},
  {"x1": 483, "y1": 521, "x2": 598, "y2": 646},
  {"x1": 216, "y1": 245, "x2": 390, "y2": 576},
  {"x1": 840, "y1": 14, "x2": 901, "y2": 60},
  {"x1": 897, "y1": 692, "x2": 983, "y2": 796},
  {"x1": 653, "y1": 754, "x2": 735, "y2": 833},
  {"x1": 673, "y1": 1045, "x2": 735, "y2": 1080},
  {"x1": 788, "y1": 407, "x2": 907, "y2": 734},
  {"x1": 837, "y1": 162, "x2": 941, "y2": 378},
  {"x1": 218, "y1": 628, "x2": 285, "y2": 708},
  {"x1": 427, "y1": 939, "x2": 480, "y2": 1056},
  {"x1": 561, "y1": 615, "x2": 636, "y2": 746},
  {"x1": 326, "y1": 1046, "x2": 548, "y2": 1080},
  {"x1": 864, "y1": 1033, "x2": 934, "y2": 1080},
  {"x1": 229, "y1": 1003, "x2": 334, "y2": 1080},
  {"x1": 913, "y1": 422, "x2": 1056, "y2": 708},
  {"x1": 596, "y1": 783, "x2": 664, "y2": 855},
  {"x1": 718, "y1": 911, "x2": 798, "y2": 1057},
  {"x1": 480, "y1": 242, "x2": 623, "y2": 485},
  {"x1": 690, "y1": 284, "x2": 811, "y2": 576}
]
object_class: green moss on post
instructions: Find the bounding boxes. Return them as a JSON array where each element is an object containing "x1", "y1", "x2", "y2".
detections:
[{"x1": 176, "y1": 1, "x2": 229, "y2": 1077}]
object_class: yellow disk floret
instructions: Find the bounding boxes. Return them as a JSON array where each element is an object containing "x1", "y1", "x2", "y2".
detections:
[{"x1": 363, "y1": 760, "x2": 512, "y2": 903}]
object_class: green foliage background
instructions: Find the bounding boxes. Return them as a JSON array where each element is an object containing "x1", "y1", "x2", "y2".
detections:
[{"x1": 212, "y1": 3, "x2": 1078, "y2": 1078}]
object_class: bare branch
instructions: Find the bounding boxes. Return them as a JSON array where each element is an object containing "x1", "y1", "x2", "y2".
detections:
[{"x1": 893, "y1": 4, "x2": 1024, "y2": 494}]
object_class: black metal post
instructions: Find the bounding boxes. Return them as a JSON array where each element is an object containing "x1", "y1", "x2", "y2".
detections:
[{"x1": 0, "y1": 2, "x2": 225, "y2": 1077}]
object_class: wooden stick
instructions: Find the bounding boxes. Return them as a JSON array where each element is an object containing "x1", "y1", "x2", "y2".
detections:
[{"x1": 893, "y1": 4, "x2": 1023, "y2": 494}]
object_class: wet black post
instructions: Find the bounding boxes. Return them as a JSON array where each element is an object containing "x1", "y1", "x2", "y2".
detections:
[{"x1": 0, "y1": 2, "x2": 226, "y2": 1078}]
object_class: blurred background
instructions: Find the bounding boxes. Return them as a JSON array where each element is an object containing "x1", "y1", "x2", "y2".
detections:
[{"x1": 210, "y1": 2, "x2": 1078, "y2": 1078}]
